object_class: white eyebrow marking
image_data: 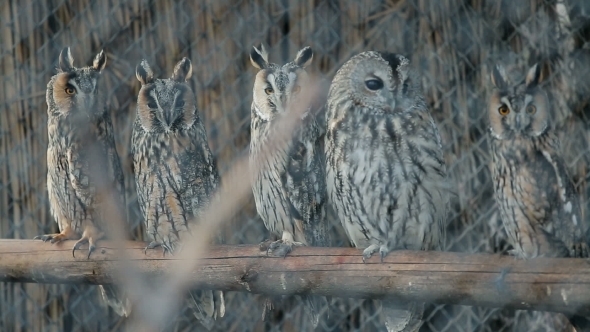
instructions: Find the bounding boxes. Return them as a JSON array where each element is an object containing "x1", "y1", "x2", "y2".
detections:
[{"x1": 499, "y1": 96, "x2": 512, "y2": 111}]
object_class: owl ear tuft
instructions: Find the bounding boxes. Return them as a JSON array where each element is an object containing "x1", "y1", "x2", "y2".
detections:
[
  {"x1": 294, "y1": 46, "x2": 313, "y2": 68},
  {"x1": 250, "y1": 44, "x2": 269, "y2": 69},
  {"x1": 59, "y1": 47, "x2": 74, "y2": 72},
  {"x1": 491, "y1": 64, "x2": 509, "y2": 90},
  {"x1": 93, "y1": 49, "x2": 107, "y2": 72},
  {"x1": 136, "y1": 60, "x2": 154, "y2": 85},
  {"x1": 171, "y1": 57, "x2": 192, "y2": 82},
  {"x1": 525, "y1": 63, "x2": 542, "y2": 88}
]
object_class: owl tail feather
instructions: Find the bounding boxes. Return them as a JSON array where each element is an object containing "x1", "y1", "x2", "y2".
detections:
[
  {"x1": 187, "y1": 290, "x2": 225, "y2": 330},
  {"x1": 302, "y1": 294, "x2": 328, "y2": 328},
  {"x1": 382, "y1": 300, "x2": 425, "y2": 332},
  {"x1": 99, "y1": 285, "x2": 132, "y2": 317}
]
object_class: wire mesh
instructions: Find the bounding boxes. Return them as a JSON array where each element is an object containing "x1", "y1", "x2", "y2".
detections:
[{"x1": 1, "y1": 0, "x2": 590, "y2": 331}]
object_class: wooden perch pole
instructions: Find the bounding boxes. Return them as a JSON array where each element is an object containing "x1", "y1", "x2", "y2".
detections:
[{"x1": 1, "y1": 239, "x2": 590, "y2": 316}]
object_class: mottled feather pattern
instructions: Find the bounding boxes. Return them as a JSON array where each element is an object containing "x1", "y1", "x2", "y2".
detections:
[
  {"x1": 249, "y1": 45, "x2": 329, "y2": 249},
  {"x1": 488, "y1": 63, "x2": 588, "y2": 259},
  {"x1": 132, "y1": 115, "x2": 218, "y2": 251},
  {"x1": 250, "y1": 104, "x2": 329, "y2": 247},
  {"x1": 132, "y1": 58, "x2": 224, "y2": 329},
  {"x1": 325, "y1": 52, "x2": 447, "y2": 253},
  {"x1": 44, "y1": 47, "x2": 130, "y2": 317},
  {"x1": 325, "y1": 51, "x2": 448, "y2": 332},
  {"x1": 491, "y1": 132, "x2": 586, "y2": 258}
]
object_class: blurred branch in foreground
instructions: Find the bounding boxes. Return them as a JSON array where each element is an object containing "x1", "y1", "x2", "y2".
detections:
[{"x1": 1, "y1": 239, "x2": 589, "y2": 317}]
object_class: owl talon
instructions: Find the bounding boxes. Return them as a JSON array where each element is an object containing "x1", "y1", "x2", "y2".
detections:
[
  {"x1": 362, "y1": 244, "x2": 380, "y2": 263},
  {"x1": 144, "y1": 241, "x2": 172, "y2": 257},
  {"x1": 266, "y1": 239, "x2": 303, "y2": 258},
  {"x1": 34, "y1": 232, "x2": 71, "y2": 244}
]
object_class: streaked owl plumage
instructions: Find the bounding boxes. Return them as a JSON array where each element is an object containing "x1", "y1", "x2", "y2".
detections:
[
  {"x1": 248, "y1": 45, "x2": 329, "y2": 327},
  {"x1": 131, "y1": 58, "x2": 224, "y2": 329},
  {"x1": 42, "y1": 47, "x2": 130, "y2": 317},
  {"x1": 249, "y1": 45, "x2": 329, "y2": 251},
  {"x1": 325, "y1": 51, "x2": 449, "y2": 332},
  {"x1": 488, "y1": 63, "x2": 588, "y2": 259}
]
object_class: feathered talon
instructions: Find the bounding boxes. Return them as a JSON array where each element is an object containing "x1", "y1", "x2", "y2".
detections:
[
  {"x1": 266, "y1": 239, "x2": 304, "y2": 258},
  {"x1": 34, "y1": 226, "x2": 76, "y2": 244},
  {"x1": 144, "y1": 241, "x2": 172, "y2": 257}
]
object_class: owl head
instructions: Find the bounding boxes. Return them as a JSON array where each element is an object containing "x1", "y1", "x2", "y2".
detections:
[
  {"x1": 328, "y1": 51, "x2": 423, "y2": 118},
  {"x1": 488, "y1": 63, "x2": 550, "y2": 140},
  {"x1": 47, "y1": 47, "x2": 107, "y2": 118},
  {"x1": 249, "y1": 44, "x2": 313, "y2": 121},
  {"x1": 135, "y1": 57, "x2": 197, "y2": 133}
]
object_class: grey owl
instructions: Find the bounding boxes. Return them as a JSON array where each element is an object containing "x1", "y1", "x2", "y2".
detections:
[
  {"x1": 489, "y1": 63, "x2": 590, "y2": 330},
  {"x1": 132, "y1": 58, "x2": 224, "y2": 329},
  {"x1": 325, "y1": 51, "x2": 449, "y2": 332},
  {"x1": 40, "y1": 47, "x2": 130, "y2": 316},
  {"x1": 249, "y1": 45, "x2": 330, "y2": 327}
]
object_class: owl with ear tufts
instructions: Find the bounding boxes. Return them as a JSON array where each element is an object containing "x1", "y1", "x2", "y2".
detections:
[
  {"x1": 489, "y1": 63, "x2": 590, "y2": 331},
  {"x1": 489, "y1": 63, "x2": 588, "y2": 259},
  {"x1": 249, "y1": 44, "x2": 330, "y2": 327},
  {"x1": 324, "y1": 51, "x2": 449, "y2": 332},
  {"x1": 131, "y1": 57, "x2": 224, "y2": 329},
  {"x1": 39, "y1": 47, "x2": 130, "y2": 316}
]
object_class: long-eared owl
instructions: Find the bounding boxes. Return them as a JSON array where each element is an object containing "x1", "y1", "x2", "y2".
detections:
[
  {"x1": 489, "y1": 63, "x2": 588, "y2": 259},
  {"x1": 131, "y1": 57, "x2": 224, "y2": 329},
  {"x1": 249, "y1": 44, "x2": 330, "y2": 327},
  {"x1": 40, "y1": 46, "x2": 130, "y2": 316}
]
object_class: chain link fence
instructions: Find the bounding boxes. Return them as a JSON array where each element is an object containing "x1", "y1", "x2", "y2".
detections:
[{"x1": 1, "y1": 0, "x2": 590, "y2": 331}]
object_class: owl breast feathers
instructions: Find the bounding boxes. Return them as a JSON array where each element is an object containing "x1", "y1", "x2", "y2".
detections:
[{"x1": 489, "y1": 63, "x2": 588, "y2": 259}]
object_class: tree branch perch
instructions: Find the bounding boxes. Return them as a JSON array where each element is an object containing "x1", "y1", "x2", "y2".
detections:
[{"x1": 1, "y1": 239, "x2": 589, "y2": 316}]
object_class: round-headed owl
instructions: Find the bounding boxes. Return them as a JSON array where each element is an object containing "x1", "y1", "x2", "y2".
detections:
[
  {"x1": 324, "y1": 51, "x2": 449, "y2": 332},
  {"x1": 131, "y1": 57, "x2": 224, "y2": 328},
  {"x1": 488, "y1": 63, "x2": 588, "y2": 259},
  {"x1": 40, "y1": 47, "x2": 130, "y2": 316},
  {"x1": 248, "y1": 45, "x2": 330, "y2": 326}
]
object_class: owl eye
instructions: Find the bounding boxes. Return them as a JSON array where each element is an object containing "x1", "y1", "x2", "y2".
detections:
[
  {"x1": 147, "y1": 101, "x2": 157, "y2": 109},
  {"x1": 526, "y1": 104, "x2": 536, "y2": 115},
  {"x1": 292, "y1": 86, "x2": 301, "y2": 94},
  {"x1": 176, "y1": 100, "x2": 185, "y2": 108},
  {"x1": 498, "y1": 104, "x2": 510, "y2": 116},
  {"x1": 265, "y1": 87, "x2": 274, "y2": 95},
  {"x1": 365, "y1": 78, "x2": 384, "y2": 91},
  {"x1": 64, "y1": 86, "x2": 76, "y2": 95}
]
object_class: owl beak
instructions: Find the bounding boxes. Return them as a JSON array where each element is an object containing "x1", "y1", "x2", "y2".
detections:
[{"x1": 515, "y1": 113, "x2": 523, "y2": 131}]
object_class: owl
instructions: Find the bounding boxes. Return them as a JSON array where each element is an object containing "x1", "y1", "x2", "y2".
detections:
[
  {"x1": 249, "y1": 44, "x2": 330, "y2": 326},
  {"x1": 38, "y1": 47, "x2": 131, "y2": 317},
  {"x1": 488, "y1": 63, "x2": 588, "y2": 259},
  {"x1": 132, "y1": 58, "x2": 224, "y2": 328},
  {"x1": 489, "y1": 63, "x2": 590, "y2": 330},
  {"x1": 324, "y1": 51, "x2": 449, "y2": 332}
]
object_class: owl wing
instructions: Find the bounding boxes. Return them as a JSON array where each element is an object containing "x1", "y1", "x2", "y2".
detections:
[
  {"x1": 282, "y1": 114, "x2": 329, "y2": 247},
  {"x1": 540, "y1": 148, "x2": 587, "y2": 257},
  {"x1": 187, "y1": 121, "x2": 220, "y2": 220}
]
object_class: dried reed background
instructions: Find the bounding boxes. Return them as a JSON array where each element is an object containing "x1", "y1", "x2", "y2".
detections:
[{"x1": 1, "y1": 0, "x2": 590, "y2": 331}]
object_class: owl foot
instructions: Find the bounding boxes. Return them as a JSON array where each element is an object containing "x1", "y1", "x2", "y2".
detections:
[
  {"x1": 72, "y1": 227, "x2": 104, "y2": 259},
  {"x1": 573, "y1": 242, "x2": 589, "y2": 258},
  {"x1": 34, "y1": 226, "x2": 76, "y2": 244},
  {"x1": 362, "y1": 244, "x2": 389, "y2": 263},
  {"x1": 144, "y1": 241, "x2": 173, "y2": 257},
  {"x1": 267, "y1": 239, "x2": 304, "y2": 258}
]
